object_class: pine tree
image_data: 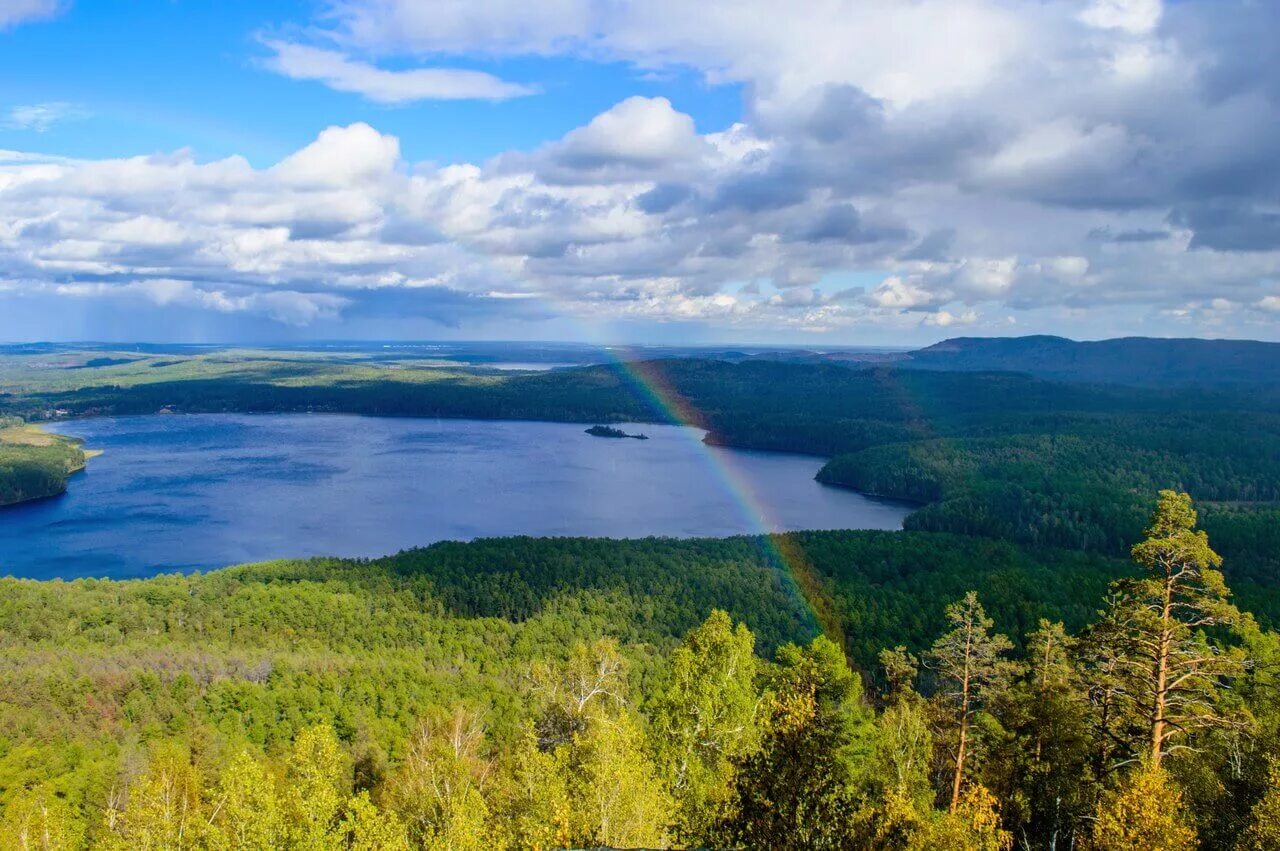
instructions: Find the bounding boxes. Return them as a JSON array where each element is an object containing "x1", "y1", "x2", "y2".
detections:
[
  {"x1": 879, "y1": 645, "x2": 920, "y2": 704},
  {"x1": 1094, "y1": 491, "x2": 1248, "y2": 769},
  {"x1": 928, "y1": 592, "x2": 1015, "y2": 811},
  {"x1": 715, "y1": 636, "x2": 868, "y2": 850},
  {"x1": 999, "y1": 620, "x2": 1094, "y2": 847}
]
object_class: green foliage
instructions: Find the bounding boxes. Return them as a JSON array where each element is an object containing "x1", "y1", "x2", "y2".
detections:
[
  {"x1": 653, "y1": 609, "x2": 761, "y2": 844},
  {"x1": 383, "y1": 710, "x2": 493, "y2": 850},
  {"x1": 0, "y1": 515, "x2": 1271, "y2": 848},
  {"x1": 715, "y1": 636, "x2": 871, "y2": 850},
  {"x1": 1087, "y1": 767, "x2": 1197, "y2": 851},
  {"x1": 927, "y1": 593, "x2": 1016, "y2": 811},
  {"x1": 1238, "y1": 765, "x2": 1280, "y2": 851},
  {"x1": 1089, "y1": 491, "x2": 1247, "y2": 769},
  {"x1": 206, "y1": 750, "x2": 283, "y2": 850},
  {"x1": 0, "y1": 426, "x2": 87, "y2": 506}
]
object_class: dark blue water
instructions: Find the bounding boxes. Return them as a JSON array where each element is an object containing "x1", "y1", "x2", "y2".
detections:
[{"x1": 0, "y1": 415, "x2": 910, "y2": 580}]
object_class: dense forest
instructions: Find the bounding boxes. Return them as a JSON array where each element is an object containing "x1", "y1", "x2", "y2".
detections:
[
  {"x1": 6, "y1": 347, "x2": 1280, "y2": 594},
  {"x1": 0, "y1": 419, "x2": 89, "y2": 507},
  {"x1": 5, "y1": 343, "x2": 1280, "y2": 846},
  {"x1": 2, "y1": 494, "x2": 1278, "y2": 848}
]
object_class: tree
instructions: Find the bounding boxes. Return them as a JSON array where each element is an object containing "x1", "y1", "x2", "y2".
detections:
[
  {"x1": 206, "y1": 750, "x2": 283, "y2": 850},
  {"x1": 1087, "y1": 766, "x2": 1195, "y2": 850},
  {"x1": 1238, "y1": 764, "x2": 1280, "y2": 851},
  {"x1": 653, "y1": 610, "x2": 761, "y2": 843},
  {"x1": 866, "y1": 646, "x2": 933, "y2": 808},
  {"x1": 566, "y1": 709, "x2": 673, "y2": 849},
  {"x1": 716, "y1": 636, "x2": 869, "y2": 850},
  {"x1": 493, "y1": 726, "x2": 573, "y2": 851},
  {"x1": 104, "y1": 745, "x2": 207, "y2": 851},
  {"x1": 928, "y1": 592, "x2": 1014, "y2": 811},
  {"x1": 383, "y1": 708, "x2": 493, "y2": 850},
  {"x1": 0, "y1": 786, "x2": 83, "y2": 851},
  {"x1": 341, "y1": 792, "x2": 411, "y2": 851},
  {"x1": 879, "y1": 645, "x2": 920, "y2": 704},
  {"x1": 913, "y1": 783, "x2": 1012, "y2": 851},
  {"x1": 1101, "y1": 491, "x2": 1248, "y2": 769},
  {"x1": 283, "y1": 724, "x2": 348, "y2": 850},
  {"x1": 525, "y1": 638, "x2": 672, "y2": 848},
  {"x1": 529, "y1": 638, "x2": 627, "y2": 748},
  {"x1": 997, "y1": 620, "x2": 1094, "y2": 847},
  {"x1": 854, "y1": 696, "x2": 936, "y2": 850}
]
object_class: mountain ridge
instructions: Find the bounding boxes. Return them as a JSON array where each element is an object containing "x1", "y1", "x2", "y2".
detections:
[{"x1": 903, "y1": 334, "x2": 1280, "y2": 386}]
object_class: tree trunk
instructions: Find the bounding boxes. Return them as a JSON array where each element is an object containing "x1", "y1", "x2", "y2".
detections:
[
  {"x1": 951, "y1": 718, "x2": 968, "y2": 812},
  {"x1": 1149, "y1": 572, "x2": 1173, "y2": 769},
  {"x1": 950, "y1": 626, "x2": 973, "y2": 812}
]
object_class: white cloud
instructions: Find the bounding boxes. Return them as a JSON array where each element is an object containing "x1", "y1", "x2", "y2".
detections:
[
  {"x1": 326, "y1": 0, "x2": 1027, "y2": 108},
  {"x1": 272, "y1": 122, "x2": 401, "y2": 187},
  {"x1": 5, "y1": 102, "x2": 85, "y2": 132},
  {"x1": 923, "y1": 309, "x2": 979, "y2": 328},
  {"x1": 869, "y1": 276, "x2": 941, "y2": 310},
  {"x1": 0, "y1": 0, "x2": 63, "y2": 30},
  {"x1": 1080, "y1": 0, "x2": 1162, "y2": 35},
  {"x1": 5, "y1": 0, "x2": 1280, "y2": 339},
  {"x1": 261, "y1": 40, "x2": 536, "y2": 103},
  {"x1": 556, "y1": 97, "x2": 704, "y2": 167}
]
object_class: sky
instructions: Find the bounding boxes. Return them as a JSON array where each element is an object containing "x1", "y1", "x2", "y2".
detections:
[{"x1": 1, "y1": 0, "x2": 1279, "y2": 345}]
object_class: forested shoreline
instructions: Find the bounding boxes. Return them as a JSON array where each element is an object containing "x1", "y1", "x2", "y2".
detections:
[
  {"x1": 5, "y1": 346, "x2": 1280, "y2": 847},
  {"x1": 2, "y1": 495, "x2": 1278, "y2": 848},
  {"x1": 6, "y1": 350, "x2": 1280, "y2": 621},
  {"x1": 0, "y1": 419, "x2": 89, "y2": 507}
]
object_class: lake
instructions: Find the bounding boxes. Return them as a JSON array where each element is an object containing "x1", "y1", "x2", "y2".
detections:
[{"x1": 0, "y1": 414, "x2": 911, "y2": 580}]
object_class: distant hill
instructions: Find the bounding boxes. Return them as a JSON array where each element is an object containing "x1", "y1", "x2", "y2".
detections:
[{"x1": 904, "y1": 335, "x2": 1280, "y2": 387}]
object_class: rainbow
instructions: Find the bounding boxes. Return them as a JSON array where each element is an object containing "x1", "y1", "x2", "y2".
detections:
[{"x1": 591, "y1": 351, "x2": 849, "y2": 652}]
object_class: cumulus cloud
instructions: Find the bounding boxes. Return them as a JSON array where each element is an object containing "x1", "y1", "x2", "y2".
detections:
[
  {"x1": 4, "y1": 0, "x2": 1280, "y2": 339},
  {"x1": 261, "y1": 41, "x2": 536, "y2": 103}
]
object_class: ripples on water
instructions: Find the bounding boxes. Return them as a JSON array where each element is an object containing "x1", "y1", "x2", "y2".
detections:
[{"x1": 0, "y1": 414, "x2": 911, "y2": 580}]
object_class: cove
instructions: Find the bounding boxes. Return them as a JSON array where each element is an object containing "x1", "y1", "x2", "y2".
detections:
[{"x1": 0, "y1": 414, "x2": 911, "y2": 580}]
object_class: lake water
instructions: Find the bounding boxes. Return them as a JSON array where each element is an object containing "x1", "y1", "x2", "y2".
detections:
[{"x1": 0, "y1": 414, "x2": 911, "y2": 580}]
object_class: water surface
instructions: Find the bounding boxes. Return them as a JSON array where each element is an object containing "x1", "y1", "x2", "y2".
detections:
[{"x1": 0, "y1": 414, "x2": 910, "y2": 579}]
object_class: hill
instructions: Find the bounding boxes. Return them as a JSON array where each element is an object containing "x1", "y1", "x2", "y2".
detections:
[{"x1": 905, "y1": 334, "x2": 1280, "y2": 387}]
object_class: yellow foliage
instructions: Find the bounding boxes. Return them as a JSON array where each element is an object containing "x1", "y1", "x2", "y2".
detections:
[{"x1": 1087, "y1": 767, "x2": 1196, "y2": 851}]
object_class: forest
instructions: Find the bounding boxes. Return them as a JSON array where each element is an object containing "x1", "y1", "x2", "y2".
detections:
[
  {"x1": 4, "y1": 344, "x2": 1280, "y2": 846},
  {"x1": 6, "y1": 347, "x2": 1280, "y2": 608},
  {"x1": 1, "y1": 494, "x2": 1277, "y2": 848},
  {"x1": 0, "y1": 419, "x2": 89, "y2": 507}
]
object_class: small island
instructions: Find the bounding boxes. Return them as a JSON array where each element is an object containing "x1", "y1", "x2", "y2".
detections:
[{"x1": 585, "y1": 424, "x2": 649, "y2": 440}]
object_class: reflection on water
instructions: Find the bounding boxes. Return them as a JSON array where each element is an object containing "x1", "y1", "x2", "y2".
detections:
[{"x1": 0, "y1": 414, "x2": 911, "y2": 579}]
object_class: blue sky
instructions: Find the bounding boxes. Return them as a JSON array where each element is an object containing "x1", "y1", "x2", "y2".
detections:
[
  {"x1": 0, "y1": 0, "x2": 743, "y2": 165},
  {"x1": 1, "y1": 0, "x2": 1279, "y2": 344}
]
